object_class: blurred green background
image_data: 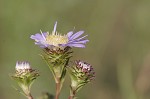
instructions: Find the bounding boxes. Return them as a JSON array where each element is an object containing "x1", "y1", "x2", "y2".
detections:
[{"x1": 1, "y1": 0, "x2": 150, "y2": 99}]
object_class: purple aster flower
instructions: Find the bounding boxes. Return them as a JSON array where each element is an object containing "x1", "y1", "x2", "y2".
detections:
[{"x1": 30, "y1": 22, "x2": 89, "y2": 49}]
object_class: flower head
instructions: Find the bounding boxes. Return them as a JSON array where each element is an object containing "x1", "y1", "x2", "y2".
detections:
[
  {"x1": 67, "y1": 60, "x2": 95, "y2": 94},
  {"x1": 30, "y1": 22, "x2": 89, "y2": 49},
  {"x1": 72, "y1": 60, "x2": 95, "y2": 82},
  {"x1": 12, "y1": 61, "x2": 39, "y2": 96},
  {"x1": 14, "y1": 61, "x2": 39, "y2": 77}
]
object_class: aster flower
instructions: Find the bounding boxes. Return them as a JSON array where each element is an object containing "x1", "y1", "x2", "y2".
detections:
[
  {"x1": 30, "y1": 22, "x2": 89, "y2": 49},
  {"x1": 12, "y1": 61, "x2": 39, "y2": 99},
  {"x1": 67, "y1": 60, "x2": 95, "y2": 99}
]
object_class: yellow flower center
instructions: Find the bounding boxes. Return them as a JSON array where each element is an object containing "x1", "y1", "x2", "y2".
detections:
[{"x1": 46, "y1": 32, "x2": 68, "y2": 47}]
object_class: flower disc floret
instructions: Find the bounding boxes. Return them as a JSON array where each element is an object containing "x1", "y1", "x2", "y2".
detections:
[
  {"x1": 75, "y1": 60, "x2": 95, "y2": 80},
  {"x1": 45, "y1": 33, "x2": 68, "y2": 47}
]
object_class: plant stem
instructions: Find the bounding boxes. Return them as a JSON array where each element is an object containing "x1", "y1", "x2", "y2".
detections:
[
  {"x1": 68, "y1": 89, "x2": 75, "y2": 99},
  {"x1": 68, "y1": 95, "x2": 74, "y2": 99},
  {"x1": 55, "y1": 81, "x2": 61, "y2": 99},
  {"x1": 27, "y1": 93, "x2": 33, "y2": 99}
]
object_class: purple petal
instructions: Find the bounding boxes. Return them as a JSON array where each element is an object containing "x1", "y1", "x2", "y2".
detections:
[
  {"x1": 53, "y1": 21, "x2": 57, "y2": 33},
  {"x1": 30, "y1": 33, "x2": 47, "y2": 41},
  {"x1": 42, "y1": 32, "x2": 47, "y2": 36},
  {"x1": 66, "y1": 43, "x2": 85, "y2": 48},
  {"x1": 30, "y1": 32, "x2": 49, "y2": 48},
  {"x1": 69, "y1": 31, "x2": 84, "y2": 40},
  {"x1": 30, "y1": 34, "x2": 43, "y2": 41},
  {"x1": 59, "y1": 44, "x2": 68, "y2": 47},
  {"x1": 35, "y1": 42, "x2": 47, "y2": 48},
  {"x1": 69, "y1": 40, "x2": 89, "y2": 44},
  {"x1": 76, "y1": 35, "x2": 88, "y2": 41},
  {"x1": 67, "y1": 31, "x2": 73, "y2": 38}
]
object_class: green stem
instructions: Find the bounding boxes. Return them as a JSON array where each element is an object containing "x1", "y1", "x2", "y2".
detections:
[{"x1": 21, "y1": 85, "x2": 34, "y2": 99}]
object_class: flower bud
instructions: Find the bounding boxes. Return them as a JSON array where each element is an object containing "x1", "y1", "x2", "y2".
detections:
[
  {"x1": 12, "y1": 61, "x2": 39, "y2": 96},
  {"x1": 68, "y1": 60, "x2": 95, "y2": 95}
]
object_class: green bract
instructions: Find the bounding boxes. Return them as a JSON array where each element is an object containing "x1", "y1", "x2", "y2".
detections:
[{"x1": 42, "y1": 47, "x2": 72, "y2": 83}]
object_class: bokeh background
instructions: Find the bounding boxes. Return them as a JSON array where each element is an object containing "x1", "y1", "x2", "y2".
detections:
[{"x1": 1, "y1": 0, "x2": 150, "y2": 99}]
